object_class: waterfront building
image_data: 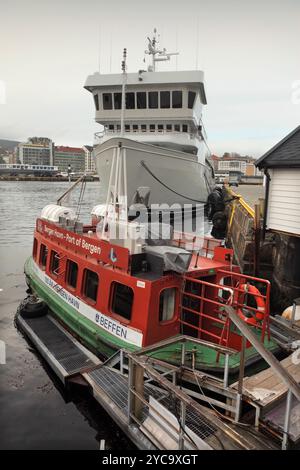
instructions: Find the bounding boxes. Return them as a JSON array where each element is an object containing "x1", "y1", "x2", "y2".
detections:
[
  {"x1": 83, "y1": 145, "x2": 95, "y2": 172},
  {"x1": 54, "y1": 146, "x2": 85, "y2": 173},
  {"x1": 17, "y1": 137, "x2": 54, "y2": 166}
]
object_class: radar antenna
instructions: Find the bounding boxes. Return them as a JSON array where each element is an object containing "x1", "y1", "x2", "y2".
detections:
[{"x1": 145, "y1": 28, "x2": 178, "y2": 72}]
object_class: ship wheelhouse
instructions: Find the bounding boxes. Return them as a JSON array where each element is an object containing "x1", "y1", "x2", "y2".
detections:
[{"x1": 84, "y1": 71, "x2": 208, "y2": 157}]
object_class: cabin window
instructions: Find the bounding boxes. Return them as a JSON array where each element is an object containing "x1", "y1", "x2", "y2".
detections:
[
  {"x1": 116, "y1": 124, "x2": 121, "y2": 130},
  {"x1": 103, "y1": 93, "x2": 113, "y2": 110},
  {"x1": 148, "y1": 91, "x2": 158, "y2": 109},
  {"x1": 108, "y1": 124, "x2": 114, "y2": 130},
  {"x1": 66, "y1": 260, "x2": 78, "y2": 289},
  {"x1": 160, "y1": 91, "x2": 170, "y2": 108},
  {"x1": 111, "y1": 282, "x2": 134, "y2": 321},
  {"x1": 39, "y1": 244, "x2": 48, "y2": 270},
  {"x1": 137, "y1": 92, "x2": 147, "y2": 109},
  {"x1": 182, "y1": 124, "x2": 188, "y2": 132},
  {"x1": 50, "y1": 250, "x2": 59, "y2": 276},
  {"x1": 158, "y1": 124, "x2": 164, "y2": 132},
  {"x1": 83, "y1": 269, "x2": 99, "y2": 303},
  {"x1": 114, "y1": 93, "x2": 122, "y2": 109},
  {"x1": 150, "y1": 124, "x2": 155, "y2": 132},
  {"x1": 126, "y1": 92, "x2": 135, "y2": 109},
  {"x1": 159, "y1": 287, "x2": 176, "y2": 322},
  {"x1": 133, "y1": 124, "x2": 138, "y2": 131},
  {"x1": 174, "y1": 124, "x2": 180, "y2": 132},
  {"x1": 172, "y1": 91, "x2": 182, "y2": 108},
  {"x1": 166, "y1": 124, "x2": 172, "y2": 132},
  {"x1": 125, "y1": 124, "x2": 130, "y2": 132},
  {"x1": 93, "y1": 94, "x2": 99, "y2": 111},
  {"x1": 33, "y1": 238, "x2": 38, "y2": 260},
  {"x1": 188, "y1": 91, "x2": 196, "y2": 109},
  {"x1": 141, "y1": 124, "x2": 147, "y2": 132}
]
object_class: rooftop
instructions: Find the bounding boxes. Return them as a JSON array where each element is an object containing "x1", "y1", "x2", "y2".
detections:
[{"x1": 256, "y1": 125, "x2": 300, "y2": 169}]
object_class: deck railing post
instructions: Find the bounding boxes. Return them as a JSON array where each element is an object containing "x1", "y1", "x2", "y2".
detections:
[
  {"x1": 223, "y1": 353, "x2": 229, "y2": 388},
  {"x1": 282, "y1": 389, "x2": 292, "y2": 450},
  {"x1": 127, "y1": 357, "x2": 133, "y2": 424},
  {"x1": 178, "y1": 401, "x2": 186, "y2": 450}
]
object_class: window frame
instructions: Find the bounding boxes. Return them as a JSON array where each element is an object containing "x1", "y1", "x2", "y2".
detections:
[
  {"x1": 93, "y1": 93, "x2": 99, "y2": 111},
  {"x1": 110, "y1": 282, "x2": 134, "y2": 322},
  {"x1": 160, "y1": 91, "x2": 170, "y2": 109},
  {"x1": 39, "y1": 243, "x2": 48, "y2": 270},
  {"x1": 172, "y1": 90, "x2": 182, "y2": 108},
  {"x1": 158, "y1": 287, "x2": 178, "y2": 324},
  {"x1": 148, "y1": 91, "x2": 158, "y2": 109},
  {"x1": 82, "y1": 268, "x2": 99, "y2": 304},
  {"x1": 188, "y1": 91, "x2": 196, "y2": 109},
  {"x1": 137, "y1": 92, "x2": 147, "y2": 109},
  {"x1": 66, "y1": 259, "x2": 78, "y2": 290},
  {"x1": 102, "y1": 93, "x2": 113, "y2": 110},
  {"x1": 33, "y1": 238, "x2": 38, "y2": 260},
  {"x1": 50, "y1": 250, "x2": 59, "y2": 277}
]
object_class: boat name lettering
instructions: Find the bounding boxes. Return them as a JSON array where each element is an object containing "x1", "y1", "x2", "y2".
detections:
[
  {"x1": 95, "y1": 313, "x2": 127, "y2": 339},
  {"x1": 42, "y1": 223, "x2": 101, "y2": 255},
  {"x1": 45, "y1": 276, "x2": 80, "y2": 309}
]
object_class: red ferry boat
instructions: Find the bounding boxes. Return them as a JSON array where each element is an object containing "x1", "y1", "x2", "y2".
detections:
[{"x1": 23, "y1": 192, "x2": 277, "y2": 375}]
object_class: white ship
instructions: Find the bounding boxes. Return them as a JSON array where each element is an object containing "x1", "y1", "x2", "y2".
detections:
[{"x1": 84, "y1": 29, "x2": 215, "y2": 210}]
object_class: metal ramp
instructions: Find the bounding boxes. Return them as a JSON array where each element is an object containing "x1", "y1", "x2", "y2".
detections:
[{"x1": 17, "y1": 313, "x2": 101, "y2": 383}]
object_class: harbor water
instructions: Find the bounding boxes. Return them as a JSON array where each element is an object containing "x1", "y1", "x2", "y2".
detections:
[{"x1": 0, "y1": 180, "x2": 263, "y2": 449}]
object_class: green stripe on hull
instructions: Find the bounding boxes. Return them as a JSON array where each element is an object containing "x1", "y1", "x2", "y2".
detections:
[{"x1": 24, "y1": 256, "x2": 138, "y2": 358}]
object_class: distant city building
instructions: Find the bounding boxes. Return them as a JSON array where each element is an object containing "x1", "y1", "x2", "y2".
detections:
[
  {"x1": 83, "y1": 145, "x2": 95, "y2": 172},
  {"x1": 54, "y1": 146, "x2": 85, "y2": 172},
  {"x1": 17, "y1": 137, "x2": 54, "y2": 166},
  {"x1": 218, "y1": 159, "x2": 261, "y2": 176}
]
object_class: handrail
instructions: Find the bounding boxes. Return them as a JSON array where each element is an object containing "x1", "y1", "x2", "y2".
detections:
[
  {"x1": 224, "y1": 305, "x2": 300, "y2": 401},
  {"x1": 227, "y1": 187, "x2": 255, "y2": 219}
]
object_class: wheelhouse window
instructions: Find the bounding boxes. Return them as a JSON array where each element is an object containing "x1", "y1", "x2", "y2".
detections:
[
  {"x1": 150, "y1": 124, "x2": 155, "y2": 132},
  {"x1": 66, "y1": 260, "x2": 78, "y2": 289},
  {"x1": 148, "y1": 91, "x2": 158, "y2": 109},
  {"x1": 126, "y1": 92, "x2": 135, "y2": 109},
  {"x1": 159, "y1": 287, "x2": 176, "y2": 322},
  {"x1": 125, "y1": 124, "x2": 130, "y2": 132},
  {"x1": 50, "y1": 250, "x2": 59, "y2": 276},
  {"x1": 108, "y1": 124, "x2": 114, "y2": 130},
  {"x1": 166, "y1": 124, "x2": 172, "y2": 132},
  {"x1": 182, "y1": 124, "x2": 188, "y2": 132},
  {"x1": 83, "y1": 269, "x2": 99, "y2": 303},
  {"x1": 137, "y1": 92, "x2": 146, "y2": 109},
  {"x1": 39, "y1": 244, "x2": 48, "y2": 270},
  {"x1": 158, "y1": 124, "x2": 164, "y2": 132},
  {"x1": 114, "y1": 93, "x2": 122, "y2": 109},
  {"x1": 188, "y1": 91, "x2": 196, "y2": 109},
  {"x1": 160, "y1": 91, "x2": 170, "y2": 108},
  {"x1": 33, "y1": 238, "x2": 38, "y2": 260},
  {"x1": 133, "y1": 124, "x2": 138, "y2": 131},
  {"x1": 141, "y1": 124, "x2": 147, "y2": 132},
  {"x1": 174, "y1": 124, "x2": 180, "y2": 132},
  {"x1": 111, "y1": 282, "x2": 134, "y2": 321},
  {"x1": 103, "y1": 93, "x2": 113, "y2": 110},
  {"x1": 93, "y1": 94, "x2": 99, "y2": 111},
  {"x1": 172, "y1": 91, "x2": 182, "y2": 108}
]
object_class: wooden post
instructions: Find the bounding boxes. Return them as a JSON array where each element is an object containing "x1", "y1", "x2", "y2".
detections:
[
  {"x1": 254, "y1": 204, "x2": 261, "y2": 276},
  {"x1": 132, "y1": 363, "x2": 144, "y2": 422}
]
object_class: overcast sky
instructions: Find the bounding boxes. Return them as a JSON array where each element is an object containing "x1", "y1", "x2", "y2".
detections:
[{"x1": 0, "y1": 0, "x2": 299, "y2": 157}]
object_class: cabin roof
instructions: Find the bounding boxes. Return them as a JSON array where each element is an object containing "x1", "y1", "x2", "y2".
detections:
[
  {"x1": 256, "y1": 125, "x2": 300, "y2": 169},
  {"x1": 84, "y1": 70, "x2": 207, "y2": 104}
]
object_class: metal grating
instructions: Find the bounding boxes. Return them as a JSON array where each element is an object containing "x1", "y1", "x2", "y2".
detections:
[
  {"x1": 25, "y1": 316, "x2": 95, "y2": 374},
  {"x1": 87, "y1": 366, "x2": 217, "y2": 442}
]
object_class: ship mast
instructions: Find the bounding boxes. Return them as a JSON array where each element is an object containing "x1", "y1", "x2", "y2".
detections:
[{"x1": 145, "y1": 28, "x2": 178, "y2": 72}]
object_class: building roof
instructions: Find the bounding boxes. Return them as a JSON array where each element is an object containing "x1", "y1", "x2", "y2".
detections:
[
  {"x1": 55, "y1": 146, "x2": 84, "y2": 154},
  {"x1": 83, "y1": 145, "x2": 93, "y2": 152},
  {"x1": 256, "y1": 125, "x2": 300, "y2": 169},
  {"x1": 84, "y1": 70, "x2": 207, "y2": 104}
]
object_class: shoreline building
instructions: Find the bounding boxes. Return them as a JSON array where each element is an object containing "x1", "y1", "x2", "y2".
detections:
[
  {"x1": 83, "y1": 145, "x2": 95, "y2": 172},
  {"x1": 17, "y1": 137, "x2": 54, "y2": 166},
  {"x1": 54, "y1": 146, "x2": 85, "y2": 173}
]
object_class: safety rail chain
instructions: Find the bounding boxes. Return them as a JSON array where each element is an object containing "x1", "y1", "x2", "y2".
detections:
[{"x1": 180, "y1": 270, "x2": 271, "y2": 350}]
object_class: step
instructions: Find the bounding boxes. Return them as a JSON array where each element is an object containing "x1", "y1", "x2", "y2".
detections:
[{"x1": 17, "y1": 313, "x2": 101, "y2": 383}]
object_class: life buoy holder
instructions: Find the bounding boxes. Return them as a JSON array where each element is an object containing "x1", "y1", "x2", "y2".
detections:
[{"x1": 236, "y1": 283, "x2": 265, "y2": 326}]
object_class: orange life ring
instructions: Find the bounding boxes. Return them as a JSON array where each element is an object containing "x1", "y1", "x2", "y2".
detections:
[{"x1": 236, "y1": 283, "x2": 265, "y2": 326}]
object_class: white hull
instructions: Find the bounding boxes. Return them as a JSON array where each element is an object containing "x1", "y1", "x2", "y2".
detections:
[{"x1": 94, "y1": 137, "x2": 214, "y2": 208}]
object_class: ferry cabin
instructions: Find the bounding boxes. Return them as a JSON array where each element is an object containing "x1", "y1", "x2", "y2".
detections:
[{"x1": 26, "y1": 216, "x2": 273, "y2": 366}]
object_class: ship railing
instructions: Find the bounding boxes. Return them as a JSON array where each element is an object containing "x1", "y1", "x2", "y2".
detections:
[
  {"x1": 180, "y1": 270, "x2": 271, "y2": 348},
  {"x1": 94, "y1": 128, "x2": 198, "y2": 143},
  {"x1": 173, "y1": 232, "x2": 222, "y2": 258}
]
